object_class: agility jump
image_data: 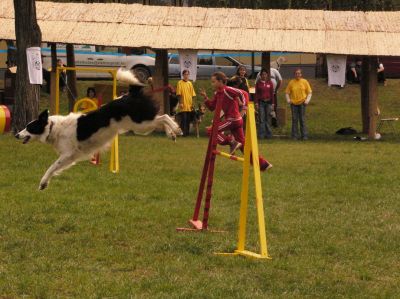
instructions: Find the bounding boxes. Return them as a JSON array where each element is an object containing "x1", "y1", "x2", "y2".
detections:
[{"x1": 178, "y1": 101, "x2": 271, "y2": 260}]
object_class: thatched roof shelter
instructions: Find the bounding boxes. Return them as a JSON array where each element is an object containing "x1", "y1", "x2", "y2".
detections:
[{"x1": 1, "y1": 0, "x2": 400, "y2": 56}]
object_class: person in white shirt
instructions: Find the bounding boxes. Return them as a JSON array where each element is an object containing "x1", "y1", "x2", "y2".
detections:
[{"x1": 377, "y1": 61, "x2": 386, "y2": 86}]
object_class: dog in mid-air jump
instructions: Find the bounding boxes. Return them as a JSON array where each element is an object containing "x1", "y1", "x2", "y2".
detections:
[{"x1": 15, "y1": 69, "x2": 182, "y2": 190}]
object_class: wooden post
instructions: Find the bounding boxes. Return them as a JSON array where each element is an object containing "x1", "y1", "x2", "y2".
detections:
[
  {"x1": 153, "y1": 49, "x2": 169, "y2": 114},
  {"x1": 361, "y1": 57, "x2": 370, "y2": 134},
  {"x1": 368, "y1": 56, "x2": 378, "y2": 139},
  {"x1": 49, "y1": 43, "x2": 57, "y2": 115},
  {"x1": 66, "y1": 44, "x2": 77, "y2": 112},
  {"x1": 251, "y1": 52, "x2": 255, "y2": 78},
  {"x1": 261, "y1": 52, "x2": 270, "y2": 75},
  {"x1": 361, "y1": 56, "x2": 378, "y2": 138}
]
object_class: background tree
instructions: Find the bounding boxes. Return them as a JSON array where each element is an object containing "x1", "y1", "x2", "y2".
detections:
[{"x1": 13, "y1": 0, "x2": 42, "y2": 133}]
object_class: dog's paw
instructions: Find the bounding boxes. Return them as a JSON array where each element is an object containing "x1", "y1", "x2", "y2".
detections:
[
  {"x1": 175, "y1": 127, "x2": 183, "y2": 136},
  {"x1": 38, "y1": 182, "x2": 48, "y2": 190}
]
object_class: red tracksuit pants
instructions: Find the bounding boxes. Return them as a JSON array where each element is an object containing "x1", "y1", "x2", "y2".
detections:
[{"x1": 207, "y1": 118, "x2": 270, "y2": 167}]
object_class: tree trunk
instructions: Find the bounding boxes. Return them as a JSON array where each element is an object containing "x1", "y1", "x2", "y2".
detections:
[
  {"x1": 66, "y1": 44, "x2": 78, "y2": 112},
  {"x1": 12, "y1": 0, "x2": 42, "y2": 133}
]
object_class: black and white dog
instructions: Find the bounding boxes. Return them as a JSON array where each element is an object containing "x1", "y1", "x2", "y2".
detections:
[{"x1": 15, "y1": 70, "x2": 182, "y2": 190}]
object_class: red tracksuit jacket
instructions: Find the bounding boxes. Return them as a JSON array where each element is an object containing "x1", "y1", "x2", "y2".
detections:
[
  {"x1": 204, "y1": 86, "x2": 247, "y2": 121},
  {"x1": 255, "y1": 80, "x2": 275, "y2": 105}
]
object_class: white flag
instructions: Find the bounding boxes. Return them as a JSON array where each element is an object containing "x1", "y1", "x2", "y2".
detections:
[
  {"x1": 179, "y1": 50, "x2": 198, "y2": 82},
  {"x1": 26, "y1": 47, "x2": 43, "y2": 85},
  {"x1": 327, "y1": 55, "x2": 347, "y2": 87}
]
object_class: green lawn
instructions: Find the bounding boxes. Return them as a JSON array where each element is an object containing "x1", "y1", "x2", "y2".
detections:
[{"x1": 1, "y1": 79, "x2": 400, "y2": 298}]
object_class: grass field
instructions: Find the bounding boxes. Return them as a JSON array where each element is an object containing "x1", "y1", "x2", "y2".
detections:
[{"x1": 1, "y1": 79, "x2": 400, "y2": 298}]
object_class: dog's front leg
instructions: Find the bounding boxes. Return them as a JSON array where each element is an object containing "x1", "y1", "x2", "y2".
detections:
[
  {"x1": 195, "y1": 122, "x2": 200, "y2": 138},
  {"x1": 39, "y1": 155, "x2": 76, "y2": 190}
]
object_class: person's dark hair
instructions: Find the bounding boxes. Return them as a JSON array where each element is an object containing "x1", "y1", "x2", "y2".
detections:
[
  {"x1": 182, "y1": 69, "x2": 189, "y2": 76},
  {"x1": 212, "y1": 72, "x2": 227, "y2": 84},
  {"x1": 236, "y1": 65, "x2": 247, "y2": 77},
  {"x1": 260, "y1": 68, "x2": 269, "y2": 76},
  {"x1": 86, "y1": 87, "x2": 96, "y2": 97},
  {"x1": 294, "y1": 68, "x2": 302, "y2": 74}
]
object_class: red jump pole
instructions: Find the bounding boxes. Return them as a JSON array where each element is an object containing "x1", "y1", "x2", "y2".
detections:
[{"x1": 186, "y1": 99, "x2": 222, "y2": 230}]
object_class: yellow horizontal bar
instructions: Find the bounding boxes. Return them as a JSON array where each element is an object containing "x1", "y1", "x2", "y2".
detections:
[
  {"x1": 57, "y1": 66, "x2": 117, "y2": 74},
  {"x1": 214, "y1": 150, "x2": 244, "y2": 162}
]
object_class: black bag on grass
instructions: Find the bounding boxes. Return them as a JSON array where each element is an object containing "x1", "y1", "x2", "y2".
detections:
[{"x1": 336, "y1": 127, "x2": 357, "y2": 135}]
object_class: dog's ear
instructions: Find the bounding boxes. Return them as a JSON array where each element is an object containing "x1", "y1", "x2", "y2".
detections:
[{"x1": 38, "y1": 110, "x2": 49, "y2": 124}]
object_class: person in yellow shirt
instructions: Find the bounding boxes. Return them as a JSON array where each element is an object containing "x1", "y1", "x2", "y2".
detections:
[
  {"x1": 285, "y1": 69, "x2": 312, "y2": 140},
  {"x1": 78, "y1": 87, "x2": 99, "y2": 111},
  {"x1": 176, "y1": 70, "x2": 196, "y2": 136}
]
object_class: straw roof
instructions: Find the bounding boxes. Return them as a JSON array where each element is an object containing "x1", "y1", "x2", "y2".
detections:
[{"x1": 1, "y1": 0, "x2": 400, "y2": 55}]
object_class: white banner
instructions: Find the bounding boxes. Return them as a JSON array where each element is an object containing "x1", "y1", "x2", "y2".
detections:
[
  {"x1": 26, "y1": 47, "x2": 43, "y2": 85},
  {"x1": 327, "y1": 54, "x2": 347, "y2": 87},
  {"x1": 179, "y1": 50, "x2": 198, "y2": 82}
]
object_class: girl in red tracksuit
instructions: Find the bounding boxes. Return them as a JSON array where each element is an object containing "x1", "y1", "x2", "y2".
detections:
[{"x1": 200, "y1": 72, "x2": 272, "y2": 171}]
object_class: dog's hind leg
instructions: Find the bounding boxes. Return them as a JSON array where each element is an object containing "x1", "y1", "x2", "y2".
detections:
[
  {"x1": 39, "y1": 155, "x2": 77, "y2": 190},
  {"x1": 155, "y1": 114, "x2": 182, "y2": 138}
]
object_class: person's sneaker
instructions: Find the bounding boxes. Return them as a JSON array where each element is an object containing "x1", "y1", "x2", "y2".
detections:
[
  {"x1": 260, "y1": 161, "x2": 273, "y2": 172},
  {"x1": 229, "y1": 141, "x2": 242, "y2": 155}
]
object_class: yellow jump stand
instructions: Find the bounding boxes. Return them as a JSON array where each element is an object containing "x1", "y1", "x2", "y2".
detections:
[
  {"x1": 216, "y1": 103, "x2": 271, "y2": 259},
  {"x1": 55, "y1": 66, "x2": 119, "y2": 173},
  {"x1": 178, "y1": 101, "x2": 271, "y2": 260}
]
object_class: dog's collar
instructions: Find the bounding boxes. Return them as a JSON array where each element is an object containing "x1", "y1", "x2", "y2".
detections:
[
  {"x1": 46, "y1": 121, "x2": 54, "y2": 142},
  {"x1": 276, "y1": 60, "x2": 280, "y2": 69}
]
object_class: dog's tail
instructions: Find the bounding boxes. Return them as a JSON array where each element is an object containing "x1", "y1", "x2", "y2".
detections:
[{"x1": 116, "y1": 68, "x2": 145, "y2": 86}]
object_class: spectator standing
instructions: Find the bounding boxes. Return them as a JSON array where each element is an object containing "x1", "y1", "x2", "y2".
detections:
[
  {"x1": 285, "y1": 69, "x2": 312, "y2": 140},
  {"x1": 255, "y1": 69, "x2": 275, "y2": 139},
  {"x1": 235, "y1": 65, "x2": 250, "y2": 93},
  {"x1": 347, "y1": 57, "x2": 362, "y2": 84},
  {"x1": 256, "y1": 67, "x2": 283, "y2": 108},
  {"x1": 176, "y1": 70, "x2": 196, "y2": 136},
  {"x1": 377, "y1": 60, "x2": 387, "y2": 86},
  {"x1": 57, "y1": 59, "x2": 67, "y2": 91}
]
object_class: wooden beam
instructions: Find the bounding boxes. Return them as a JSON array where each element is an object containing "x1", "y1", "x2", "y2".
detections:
[
  {"x1": 361, "y1": 56, "x2": 379, "y2": 138},
  {"x1": 66, "y1": 44, "x2": 77, "y2": 112},
  {"x1": 153, "y1": 49, "x2": 169, "y2": 114},
  {"x1": 361, "y1": 57, "x2": 369, "y2": 134},
  {"x1": 251, "y1": 52, "x2": 255, "y2": 78},
  {"x1": 49, "y1": 43, "x2": 57, "y2": 115},
  {"x1": 367, "y1": 56, "x2": 378, "y2": 139},
  {"x1": 261, "y1": 52, "x2": 270, "y2": 76}
]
